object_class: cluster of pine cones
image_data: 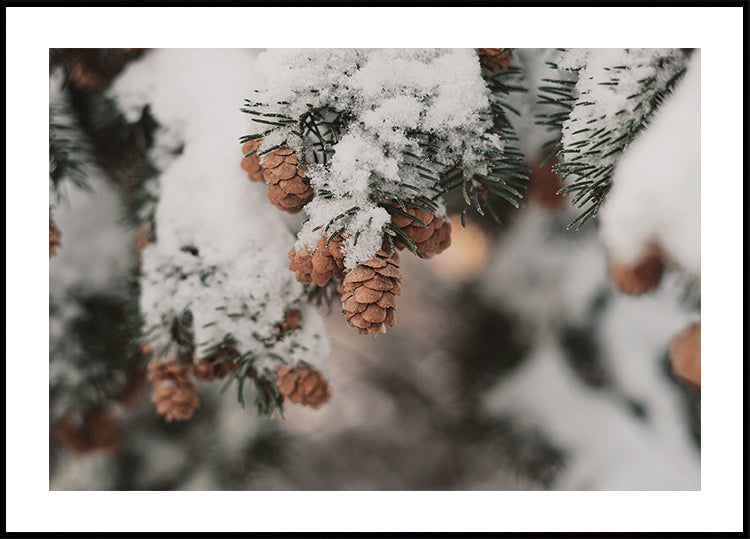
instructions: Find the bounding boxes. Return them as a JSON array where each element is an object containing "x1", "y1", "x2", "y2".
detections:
[
  {"x1": 143, "y1": 308, "x2": 332, "y2": 422},
  {"x1": 241, "y1": 141, "x2": 453, "y2": 337}
]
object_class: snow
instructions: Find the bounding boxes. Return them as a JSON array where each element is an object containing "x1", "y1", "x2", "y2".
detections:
[
  {"x1": 108, "y1": 49, "x2": 330, "y2": 375},
  {"x1": 248, "y1": 48, "x2": 502, "y2": 268},
  {"x1": 599, "y1": 51, "x2": 700, "y2": 276}
]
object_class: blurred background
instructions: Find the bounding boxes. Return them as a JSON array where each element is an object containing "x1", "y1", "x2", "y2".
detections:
[{"x1": 49, "y1": 48, "x2": 700, "y2": 491}]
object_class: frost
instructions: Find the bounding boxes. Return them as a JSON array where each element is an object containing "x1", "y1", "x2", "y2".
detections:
[
  {"x1": 108, "y1": 49, "x2": 330, "y2": 375},
  {"x1": 247, "y1": 48, "x2": 502, "y2": 267},
  {"x1": 599, "y1": 51, "x2": 700, "y2": 276}
]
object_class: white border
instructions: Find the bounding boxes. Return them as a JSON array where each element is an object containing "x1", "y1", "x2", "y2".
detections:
[{"x1": 6, "y1": 5, "x2": 744, "y2": 533}]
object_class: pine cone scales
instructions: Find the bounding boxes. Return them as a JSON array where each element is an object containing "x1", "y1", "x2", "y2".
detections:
[
  {"x1": 477, "y1": 48, "x2": 513, "y2": 71},
  {"x1": 147, "y1": 359, "x2": 199, "y2": 421},
  {"x1": 341, "y1": 248, "x2": 401, "y2": 335},
  {"x1": 276, "y1": 366, "x2": 331, "y2": 409},
  {"x1": 288, "y1": 234, "x2": 346, "y2": 286},
  {"x1": 388, "y1": 203, "x2": 452, "y2": 258},
  {"x1": 241, "y1": 139, "x2": 264, "y2": 182},
  {"x1": 50, "y1": 212, "x2": 61, "y2": 258},
  {"x1": 261, "y1": 147, "x2": 314, "y2": 213},
  {"x1": 608, "y1": 243, "x2": 666, "y2": 295}
]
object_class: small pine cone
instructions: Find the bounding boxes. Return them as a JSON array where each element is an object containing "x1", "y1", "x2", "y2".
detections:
[
  {"x1": 279, "y1": 309, "x2": 301, "y2": 332},
  {"x1": 68, "y1": 61, "x2": 108, "y2": 90},
  {"x1": 341, "y1": 247, "x2": 401, "y2": 335},
  {"x1": 241, "y1": 139, "x2": 264, "y2": 182},
  {"x1": 193, "y1": 349, "x2": 238, "y2": 381},
  {"x1": 275, "y1": 365, "x2": 331, "y2": 409},
  {"x1": 388, "y1": 203, "x2": 452, "y2": 258},
  {"x1": 669, "y1": 322, "x2": 701, "y2": 387},
  {"x1": 261, "y1": 147, "x2": 314, "y2": 213},
  {"x1": 526, "y1": 157, "x2": 565, "y2": 210},
  {"x1": 147, "y1": 358, "x2": 199, "y2": 421},
  {"x1": 609, "y1": 243, "x2": 666, "y2": 295},
  {"x1": 56, "y1": 408, "x2": 122, "y2": 455},
  {"x1": 288, "y1": 233, "x2": 346, "y2": 286},
  {"x1": 50, "y1": 212, "x2": 61, "y2": 258},
  {"x1": 477, "y1": 48, "x2": 513, "y2": 71}
]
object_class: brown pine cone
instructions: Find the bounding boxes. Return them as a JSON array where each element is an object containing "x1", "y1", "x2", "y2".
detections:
[
  {"x1": 261, "y1": 147, "x2": 314, "y2": 213},
  {"x1": 288, "y1": 233, "x2": 346, "y2": 286},
  {"x1": 241, "y1": 139, "x2": 264, "y2": 182},
  {"x1": 56, "y1": 408, "x2": 122, "y2": 455},
  {"x1": 669, "y1": 322, "x2": 701, "y2": 387},
  {"x1": 50, "y1": 212, "x2": 61, "y2": 258},
  {"x1": 608, "y1": 243, "x2": 666, "y2": 295},
  {"x1": 526, "y1": 157, "x2": 565, "y2": 210},
  {"x1": 279, "y1": 309, "x2": 301, "y2": 332},
  {"x1": 341, "y1": 247, "x2": 401, "y2": 335},
  {"x1": 193, "y1": 348, "x2": 238, "y2": 381},
  {"x1": 147, "y1": 358, "x2": 200, "y2": 421},
  {"x1": 477, "y1": 48, "x2": 513, "y2": 71},
  {"x1": 388, "y1": 202, "x2": 452, "y2": 258},
  {"x1": 275, "y1": 365, "x2": 331, "y2": 409}
]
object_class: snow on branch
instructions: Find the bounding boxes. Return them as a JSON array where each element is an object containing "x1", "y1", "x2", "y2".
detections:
[
  {"x1": 540, "y1": 48, "x2": 690, "y2": 229},
  {"x1": 108, "y1": 49, "x2": 331, "y2": 417},
  {"x1": 244, "y1": 48, "x2": 526, "y2": 269},
  {"x1": 599, "y1": 51, "x2": 701, "y2": 278}
]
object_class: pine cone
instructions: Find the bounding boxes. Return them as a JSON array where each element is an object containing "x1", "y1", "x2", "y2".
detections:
[
  {"x1": 275, "y1": 365, "x2": 331, "y2": 409},
  {"x1": 147, "y1": 358, "x2": 200, "y2": 421},
  {"x1": 241, "y1": 139, "x2": 264, "y2": 182},
  {"x1": 669, "y1": 322, "x2": 701, "y2": 387},
  {"x1": 388, "y1": 202, "x2": 452, "y2": 258},
  {"x1": 279, "y1": 309, "x2": 301, "y2": 332},
  {"x1": 288, "y1": 233, "x2": 346, "y2": 286},
  {"x1": 193, "y1": 349, "x2": 238, "y2": 382},
  {"x1": 608, "y1": 243, "x2": 666, "y2": 295},
  {"x1": 49, "y1": 212, "x2": 61, "y2": 258},
  {"x1": 261, "y1": 147, "x2": 314, "y2": 213},
  {"x1": 56, "y1": 408, "x2": 122, "y2": 455},
  {"x1": 477, "y1": 48, "x2": 513, "y2": 71},
  {"x1": 341, "y1": 247, "x2": 401, "y2": 335},
  {"x1": 526, "y1": 157, "x2": 565, "y2": 210}
]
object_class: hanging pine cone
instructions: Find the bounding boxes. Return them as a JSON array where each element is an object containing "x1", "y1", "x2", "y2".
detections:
[
  {"x1": 341, "y1": 246, "x2": 401, "y2": 335},
  {"x1": 49, "y1": 212, "x2": 61, "y2": 258},
  {"x1": 240, "y1": 139, "x2": 264, "y2": 182},
  {"x1": 288, "y1": 233, "x2": 346, "y2": 286},
  {"x1": 261, "y1": 147, "x2": 314, "y2": 213},
  {"x1": 477, "y1": 48, "x2": 513, "y2": 71},
  {"x1": 193, "y1": 347, "x2": 239, "y2": 382},
  {"x1": 388, "y1": 202, "x2": 452, "y2": 258},
  {"x1": 526, "y1": 156, "x2": 565, "y2": 210},
  {"x1": 56, "y1": 407, "x2": 122, "y2": 455},
  {"x1": 669, "y1": 322, "x2": 701, "y2": 387},
  {"x1": 147, "y1": 358, "x2": 200, "y2": 421},
  {"x1": 279, "y1": 309, "x2": 301, "y2": 332},
  {"x1": 608, "y1": 243, "x2": 666, "y2": 295},
  {"x1": 275, "y1": 365, "x2": 331, "y2": 409}
]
